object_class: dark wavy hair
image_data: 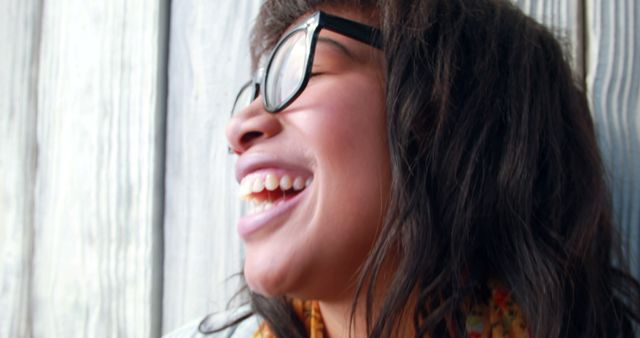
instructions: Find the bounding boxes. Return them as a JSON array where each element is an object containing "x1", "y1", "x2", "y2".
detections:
[{"x1": 203, "y1": 0, "x2": 640, "y2": 337}]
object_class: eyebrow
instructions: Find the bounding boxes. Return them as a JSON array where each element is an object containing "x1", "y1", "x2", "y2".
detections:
[{"x1": 317, "y1": 37, "x2": 354, "y2": 58}]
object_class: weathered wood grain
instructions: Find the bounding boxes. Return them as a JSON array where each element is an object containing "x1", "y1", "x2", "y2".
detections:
[
  {"x1": 31, "y1": 0, "x2": 168, "y2": 337},
  {"x1": 162, "y1": 0, "x2": 263, "y2": 334},
  {"x1": 0, "y1": 1, "x2": 41, "y2": 337},
  {"x1": 585, "y1": 0, "x2": 640, "y2": 279}
]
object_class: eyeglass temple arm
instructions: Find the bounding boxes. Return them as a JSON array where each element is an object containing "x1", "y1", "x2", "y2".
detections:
[{"x1": 319, "y1": 12, "x2": 383, "y2": 50}]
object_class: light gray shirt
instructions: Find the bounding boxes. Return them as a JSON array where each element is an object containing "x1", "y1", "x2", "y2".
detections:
[{"x1": 162, "y1": 306, "x2": 260, "y2": 338}]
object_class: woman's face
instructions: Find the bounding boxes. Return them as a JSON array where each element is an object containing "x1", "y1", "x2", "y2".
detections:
[{"x1": 226, "y1": 9, "x2": 389, "y2": 300}]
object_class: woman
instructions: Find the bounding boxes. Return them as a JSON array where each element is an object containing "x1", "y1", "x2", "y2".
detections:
[{"x1": 166, "y1": 0, "x2": 640, "y2": 337}]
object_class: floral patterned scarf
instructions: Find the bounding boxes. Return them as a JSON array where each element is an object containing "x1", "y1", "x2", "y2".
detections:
[{"x1": 252, "y1": 285, "x2": 529, "y2": 338}]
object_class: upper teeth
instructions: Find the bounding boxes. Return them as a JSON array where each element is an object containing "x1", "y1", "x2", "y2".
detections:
[{"x1": 239, "y1": 173, "x2": 312, "y2": 199}]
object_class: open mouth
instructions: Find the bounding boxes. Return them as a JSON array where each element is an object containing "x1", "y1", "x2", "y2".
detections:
[{"x1": 239, "y1": 172, "x2": 313, "y2": 215}]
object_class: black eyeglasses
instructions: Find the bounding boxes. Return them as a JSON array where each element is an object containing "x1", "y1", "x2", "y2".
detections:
[{"x1": 230, "y1": 11, "x2": 383, "y2": 116}]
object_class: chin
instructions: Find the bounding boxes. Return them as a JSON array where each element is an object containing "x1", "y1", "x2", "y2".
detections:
[{"x1": 244, "y1": 255, "x2": 293, "y2": 298}]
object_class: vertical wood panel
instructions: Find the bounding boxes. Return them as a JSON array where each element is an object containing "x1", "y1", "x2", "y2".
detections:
[
  {"x1": 586, "y1": 0, "x2": 640, "y2": 279},
  {"x1": 0, "y1": 1, "x2": 41, "y2": 337},
  {"x1": 32, "y1": 0, "x2": 168, "y2": 337},
  {"x1": 163, "y1": 0, "x2": 262, "y2": 334}
]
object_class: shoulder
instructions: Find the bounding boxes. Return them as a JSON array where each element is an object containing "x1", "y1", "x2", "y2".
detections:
[{"x1": 162, "y1": 305, "x2": 260, "y2": 338}]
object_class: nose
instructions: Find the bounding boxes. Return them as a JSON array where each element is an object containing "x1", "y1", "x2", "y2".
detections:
[{"x1": 226, "y1": 101, "x2": 283, "y2": 154}]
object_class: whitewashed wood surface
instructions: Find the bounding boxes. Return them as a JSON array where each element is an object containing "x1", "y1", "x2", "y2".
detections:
[
  {"x1": 585, "y1": 0, "x2": 640, "y2": 279},
  {"x1": 1, "y1": 0, "x2": 638, "y2": 337},
  {"x1": 162, "y1": 0, "x2": 262, "y2": 334},
  {"x1": 1, "y1": 0, "x2": 168, "y2": 337},
  {"x1": 0, "y1": 1, "x2": 40, "y2": 337}
]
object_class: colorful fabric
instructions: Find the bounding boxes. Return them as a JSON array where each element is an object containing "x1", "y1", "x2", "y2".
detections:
[
  {"x1": 252, "y1": 299, "x2": 326, "y2": 338},
  {"x1": 252, "y1": 285, "x2": 529, "y2": 338},
  {"x1": 466, "y1": 285, "x2": 530, "y2": 338}
]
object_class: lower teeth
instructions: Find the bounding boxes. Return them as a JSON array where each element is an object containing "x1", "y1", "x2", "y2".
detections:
[{"x1": 248, "y1": 199, "x2": 281, "y2": 215}]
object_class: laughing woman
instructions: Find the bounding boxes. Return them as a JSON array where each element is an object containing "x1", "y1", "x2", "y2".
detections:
[{"x1": 165, "y1": 0, "x2": 640, "y2": 337}]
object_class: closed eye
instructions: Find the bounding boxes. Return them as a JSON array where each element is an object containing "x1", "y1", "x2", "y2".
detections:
[{"x1": 318, "y1": 37, "x2": 354, "y2": 59}]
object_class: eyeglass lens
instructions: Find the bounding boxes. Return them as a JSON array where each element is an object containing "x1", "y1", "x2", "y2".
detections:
[
  {"x1": 231, "y1": 83, "x2": 257, "y2": 116},
  {"x1": 264, "y1": 29, "x2": 308, "y2": 111},
  {"x1": 232, "y1": 28, "x2": 309, "y2": 115}
]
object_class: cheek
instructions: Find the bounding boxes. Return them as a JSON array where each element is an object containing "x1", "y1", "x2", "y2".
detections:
[
  {"x1": 303, "y1": 77, "x2": 387, "y2": 166},
  {"x1": 304, "y1": 78, "x2": 390, "y2": 255},
  {"x1": 244, "y1": 74, "x2": 390, "y2": 298}
]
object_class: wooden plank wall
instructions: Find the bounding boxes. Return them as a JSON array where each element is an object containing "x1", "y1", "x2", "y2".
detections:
[
  {"x1": 586, "y1": 0, "x2": 640, "y2": 279},
  {"x1": 0, "y1": 1, "x2": 40, "y2": 337},
  {"x1": 0, "y1": 0, "x2": 638, "y2": 337},
  {"x1": 1, "y1": 0, "x2": 169, "y2": 337},
  {"x1": 162, "y1": 0, "x2": 261, "y2": 333},
  {"x1": 33, "y1": 0, "x2": 168, "y2": 337}
]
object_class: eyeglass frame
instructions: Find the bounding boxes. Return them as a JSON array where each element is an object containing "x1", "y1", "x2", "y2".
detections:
[{"x1": 231, "y1": 11, "x2": 383, "y2": 115}]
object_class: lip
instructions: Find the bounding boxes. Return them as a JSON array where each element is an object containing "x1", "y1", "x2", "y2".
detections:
[
  {"x1": 237, "y1": 183, "x2": 309, "y2": 239},
  {"x1": 235, "y1": 152, "x2": 313, "y2": 239}
]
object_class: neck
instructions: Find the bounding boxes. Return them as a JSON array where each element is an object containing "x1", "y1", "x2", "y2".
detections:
[
  {"x1": 318, "y1": 275, "x2": 416, "y2": 338},
  {"x1": 319, "y1": 296, "x2": 368, "y2": 338}
]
